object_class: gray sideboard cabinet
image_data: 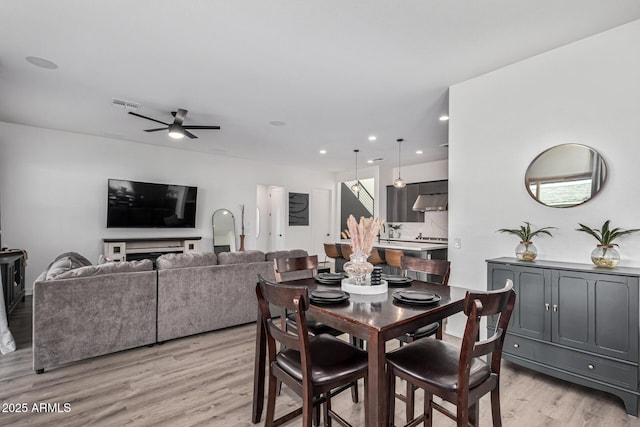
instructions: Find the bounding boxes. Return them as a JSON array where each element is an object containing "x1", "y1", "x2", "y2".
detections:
[{"x1": 487, "y1": 257, "x2": 640, "y2": 416}]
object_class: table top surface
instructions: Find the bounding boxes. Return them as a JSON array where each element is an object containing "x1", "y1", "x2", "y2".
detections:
[{"x1": 287, "y1": 277, "x2": 467, "y2": 334}]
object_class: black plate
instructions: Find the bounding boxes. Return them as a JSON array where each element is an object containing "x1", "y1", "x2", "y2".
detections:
[
  {"x1": 310, "y1": 293, "x2": 350, "y2": 305},
  {"x1": 315, "y1": 277, "x2": 342, "y2": 285},
  {"x1": 311, "y1": 290, "x2": 346, "y2": 300},
  {"x1": 318, "y1": 272, "x2": 345, "y2": 280},
  {"x1": 392, "y1": 291, "x2": 441, "y2": 306},
  {"x1": 382, "y1": 274, "x2": 408, "y2": 282}
]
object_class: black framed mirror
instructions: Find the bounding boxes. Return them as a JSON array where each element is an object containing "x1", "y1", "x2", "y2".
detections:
[
  {"x1": 212, "y1": 209, "x2": 237, "y2": 254},
  {"x1": 525, "y1": 144, "x2": 607, "y2": 208}
]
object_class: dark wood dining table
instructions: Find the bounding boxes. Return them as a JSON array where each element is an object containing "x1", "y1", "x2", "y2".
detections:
[{"x1": 251, "y1": 278, "x2": 469, "y2": 426}]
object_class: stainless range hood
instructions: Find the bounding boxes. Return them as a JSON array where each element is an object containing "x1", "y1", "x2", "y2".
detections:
[{"x1": 412, "y1": 194, "x2": 448, "y2": 212}]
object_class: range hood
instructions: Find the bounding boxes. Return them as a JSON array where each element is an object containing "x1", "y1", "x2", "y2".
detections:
[{"x1": 412, "y1": 193, "x2": 448, "y2": 212}]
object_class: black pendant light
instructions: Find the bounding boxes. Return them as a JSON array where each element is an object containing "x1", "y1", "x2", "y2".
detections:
[
  {"x1": 351, "y1": 149, "x2": 360, "y2": 193},
  {"x1": 393, "y1": 138, "x2": 406, "y2": 188}
]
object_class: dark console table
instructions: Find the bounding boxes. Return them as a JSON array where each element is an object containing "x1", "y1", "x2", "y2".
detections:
[
  {"x1": 1, "y1": 251, "x2": 26, "y2": 320},
  {"x1": 487, "y1": 257, "x2": 640, "y2": 416}
]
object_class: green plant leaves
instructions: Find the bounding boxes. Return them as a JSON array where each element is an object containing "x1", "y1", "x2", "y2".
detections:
[
  {"x1": 576, "y1": 220, "x2": 640, "y2": 245},
  {"x1": 498, "y1": 221, "x2": 556, "y2": 242}
]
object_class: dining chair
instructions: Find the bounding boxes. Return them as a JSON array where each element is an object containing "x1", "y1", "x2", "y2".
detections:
[
  {"x1": 393, "y1": 255, "x2": 452, "y2": 421},
  {"x1": 323, "y1": 243, "x2": 343, "y2": 269},
  {"x1": 386, "y1": 280, "x2": 516, "y2": 427},
  {"x1": 273, "y1": 255, "x2": 360, "y2": 404},
  {"x1": 384, "y1": 248, "x2": 404, "y2": 274},
  {"x1": 256, "y1": 274, "x2": 368, "y2": 427}
]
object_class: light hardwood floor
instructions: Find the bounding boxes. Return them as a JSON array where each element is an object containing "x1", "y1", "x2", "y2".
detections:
[{"x1": 1, "y1": 297, "x2": 639, "y2": 426}]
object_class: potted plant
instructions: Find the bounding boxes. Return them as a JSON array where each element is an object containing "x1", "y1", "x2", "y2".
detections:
[
  {"x1": 576, "y1": 220, "x2": 640, "y2": 268},
  {"x1": 388, "y1": 224, "x2": 402, "y2": 239},
  {"x1": 498, "y1": 221, "x2": 556, "y2": 261}
]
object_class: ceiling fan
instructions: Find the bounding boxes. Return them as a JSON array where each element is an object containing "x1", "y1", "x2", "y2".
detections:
[{"x1": 128, "y1": 108, "x2": 220, "y2": 139}]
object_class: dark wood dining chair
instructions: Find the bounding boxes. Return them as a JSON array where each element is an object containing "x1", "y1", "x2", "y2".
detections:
[
  {"x1": 256, "y1": 274, "x2": 368, "y2": 427},
  {"x1": 394, "y1": 255, "x2": 452, "y2": 420},
  {"x1": 386, "y1": 280, "x2": 516, "y2": 427},
  {"x1": 273, "y1": 255, "x2": 360, "y2": 404}
]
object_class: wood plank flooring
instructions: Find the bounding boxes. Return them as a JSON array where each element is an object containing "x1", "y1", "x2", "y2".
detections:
[{"x1": 1, "y1": 297, "x2": 639, "y2": 426}]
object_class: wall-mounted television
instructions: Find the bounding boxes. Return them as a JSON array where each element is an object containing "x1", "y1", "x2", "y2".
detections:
[{"x1": 107, "y1": 179, "x2": 197, "y2": 228}]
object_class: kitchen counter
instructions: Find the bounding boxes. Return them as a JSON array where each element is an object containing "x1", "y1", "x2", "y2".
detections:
[{"x1": 337, "y1": 239, "x2": 447, "y2": 252}]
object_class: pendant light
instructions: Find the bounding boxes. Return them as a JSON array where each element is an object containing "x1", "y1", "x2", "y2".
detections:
[
  {"x1": 393, "y1": 138, "x2": 406, "y2": 188},
  {"x1": 351, "y1": 149, "x2": 360, "y2": 193}
]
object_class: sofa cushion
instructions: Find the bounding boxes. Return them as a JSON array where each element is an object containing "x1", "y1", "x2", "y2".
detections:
[
  {"x1": 217, "y1": 250, "x2": 265, "y2": 265},
  {"x1": 155, "y1": 252, "x2": 218, "y2": 270},
  {"x1": 265, "y1": 249, "x2": 309, "y2": 261},
  {"x1": 45, "y1": 252, "x2": 93, "y2": 280},
  {"x1": 53, "y1": 259, "x2": 153, "y2": 279}
]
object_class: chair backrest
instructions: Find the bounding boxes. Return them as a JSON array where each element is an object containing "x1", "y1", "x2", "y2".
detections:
[
  {"x1": 400, "y1": 255, "x2": 451, "y2": 285},
  {"x1": 274, "y1": 255, "x2": 318, "y2": 282},
  {"x1": 256, "y1": 274, "x2": 311, "y2": 368},
  {"x1": 323, "y1": 243, "x2": 341, "y2": 259},
  {"x1": 384, "y1": 249, "x2": 404, "y2": 269},
  {"x1": 367, "y1": 248, "x2": 385, "y2": 265},
  {"x1": 458, "y1": 279, "x2": 516, "y2": 389},
  {"x1": 341, "y1": 245, "x2": 353, "y2": 260}
]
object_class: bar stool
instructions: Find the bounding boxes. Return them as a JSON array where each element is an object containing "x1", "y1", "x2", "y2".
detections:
[{"x1": 323, "y1": 243, "x2": 342, "y2": 268}]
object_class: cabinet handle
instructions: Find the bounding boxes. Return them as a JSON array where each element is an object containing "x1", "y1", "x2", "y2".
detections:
[
  {"x1": 513, "y1": 343, "x2": 520, "y2": 348},
  {"x1": 545, "y1": 303, "x2": 550, "y2": 311},
  {"x1": 553, "y1": 304, "x2": 558, "y2": 312},
  {"x1": 588, "y1": 364, "x2": 595, "y2": 370}
]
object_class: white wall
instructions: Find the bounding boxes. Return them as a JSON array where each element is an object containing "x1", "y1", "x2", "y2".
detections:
[
  {"x1": 448, "y1": 20, "x2": 640, "y2": 333},
  {"x1": 0, "y1": 122, "x2": 335, "y2": 290}
]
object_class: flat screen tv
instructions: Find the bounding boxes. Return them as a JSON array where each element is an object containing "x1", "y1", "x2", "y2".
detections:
[{"x1": 107, "y1": 179, "x2": 197, "y2": 228}]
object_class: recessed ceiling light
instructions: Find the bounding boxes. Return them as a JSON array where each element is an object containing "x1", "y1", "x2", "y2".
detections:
[
  {"x1": 439, "y1": 115, "x2": 449, "y2": 121},
  {"x1": 368, "y1": 136, "x2": 377, "y2": 141},
  {"x1": 416, "y1": 150, "x2": 423, "y2": 154},
  {"x1": 367, "y1": 159, "x2": 373, "y2": 164},
  {"x1": 25, "y1": 56, "x2": 58, "y2": 69},
  {"x1": 319, "y1": 149, "x2": 327, "y2": 154},
  {"x1": 269, "y1": 120, "x2": 286, "y2": 126}
]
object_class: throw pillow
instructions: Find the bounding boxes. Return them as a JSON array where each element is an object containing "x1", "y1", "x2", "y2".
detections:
[{"x1": 45, "y1": 252, "x2": 93, "y2": 280}]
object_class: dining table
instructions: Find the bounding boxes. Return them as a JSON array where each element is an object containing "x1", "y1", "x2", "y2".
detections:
[{"x1": 251, "y1": 277, "x2": 469, "y2": 427}]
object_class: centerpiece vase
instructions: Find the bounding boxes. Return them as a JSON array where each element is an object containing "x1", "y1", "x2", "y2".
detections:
[
  {"x1": 515, "y1": 241, "x2": 537, "y2": 261},
  {"x1": 343, "y1": 250, "x2": 374, "y2": 285},
  {"x1": 591, "y1": 244, "x2": 620, "y2": 268}
]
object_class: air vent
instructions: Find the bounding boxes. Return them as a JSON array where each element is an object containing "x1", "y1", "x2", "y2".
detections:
[{"x1": 112, "y1": 98, "x2": 141, "y2": 111}]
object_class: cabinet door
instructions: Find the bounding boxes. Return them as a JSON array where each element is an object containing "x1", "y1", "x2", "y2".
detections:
[
  {"x1": 386, "y1": 185, "x2": 405, "y2": 222},
  {"x1": 552, "y1": 271, "x2": 639, "y2": 361},
  {"x1": 418, "y1": 180, "x2": 448, "y2": 195},
  {"x1": 405, "y1": 183, "x2": 424, "y2": 222},
  {"x1": 488, "y1": 263, "x2": 551, "y2": 340}
]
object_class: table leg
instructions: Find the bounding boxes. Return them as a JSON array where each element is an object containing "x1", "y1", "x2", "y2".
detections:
[
  {"x1": 252, "y1": 310, "x2": 266, "y2": 423},
  {"x1": 367, "y1": 331, "x2": 388, "y2": 427}
]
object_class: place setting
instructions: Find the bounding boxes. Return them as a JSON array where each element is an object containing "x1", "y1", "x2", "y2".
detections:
[
  {"x1": 382, "y1": 274, "x2": 413, "y2": 287},
  {"x1": 309, "y1": 289, "x2": 350, "y2": 305},
  {"x1": 392, "y1": 290, "x2": 441, "y2": 306},
  {"x1": 315, "y1": 272, "x2": 345, "y2": 285}
]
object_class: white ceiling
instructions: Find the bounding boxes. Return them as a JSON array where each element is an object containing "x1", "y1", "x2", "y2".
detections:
[{"x1": 1, "y1": 1, "x2": 639, "y2": 173}]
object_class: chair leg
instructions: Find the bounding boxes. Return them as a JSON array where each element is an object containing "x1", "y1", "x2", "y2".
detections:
[
  {"x1": 303, "y1": 391, "x2": 314, "y2": 427},
  {"x1": 387, "y1": 367, "x2": 396, "y2": 427},
  {"x1": 324, "y1": 392, "x2": 332, "y2": 427},
  {"x1": 265, "y1": 372, "x2": 278, "y2": 427},
  {"x1": 405, "y1": 381, "x2": 415, "y2": 423},
  {"x1": 490, "y1": 386, "x2": 502, "y2": 427},
  {"x1": 469, "y1": 402, "x2": 479, "y2": 427},
  {"x1": 313, "y1": 403, "x2": 320, "y2": 427},
  {"x1": 351, "y1": 380, "x2": 359, "y2": 403},
  {"x1": 424, "y1": 391, "x2": 433, "y2": 427}
]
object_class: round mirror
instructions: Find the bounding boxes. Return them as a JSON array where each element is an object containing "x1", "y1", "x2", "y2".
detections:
[
  {"x1": 212, "y1": 209, "x2": 237, "y2": 254},
  {"x1": 525, "y1": 144, "x2": 607, "y2": 208}
]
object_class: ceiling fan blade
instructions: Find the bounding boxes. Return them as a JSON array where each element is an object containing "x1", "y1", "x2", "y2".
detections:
[
  {"x1": 144, "y1": 128, "x2": 168, "y2": 132},
  {"x1": 173, "y1": 109, "x2": 188, "y2": 126},
  {"x1": 184, "y1": 130, "x2": 198, "y2": 139},
  {"x1": 182, "y1": 125, "x2": 221, "y2": 130},
  {"x1": 128, "y1": 111, "x2": 169, "y2": 126}
]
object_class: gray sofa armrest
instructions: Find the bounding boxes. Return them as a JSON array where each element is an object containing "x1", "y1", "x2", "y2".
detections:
[
  {"x1": 157, "y1": 261, "x2": 275, "y2": 342},
  {"x1": 33, "y1": 270, "x2": 157, "y2": 373}
]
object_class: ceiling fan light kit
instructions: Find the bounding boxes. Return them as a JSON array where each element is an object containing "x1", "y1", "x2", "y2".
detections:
[
  {"x1": 393, "y1": 138, "x2": 406, "y2": 188},
  {"x1": 129, "y1": 108, "x2": 220, "y2": 140}
]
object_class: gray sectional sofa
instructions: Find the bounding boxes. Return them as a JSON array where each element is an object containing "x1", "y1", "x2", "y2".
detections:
[{"x1": 32, "y1": 249, "x2": 307, "y2": 373}]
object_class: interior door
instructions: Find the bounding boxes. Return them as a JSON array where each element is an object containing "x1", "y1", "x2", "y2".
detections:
[
  {"x1": 312, "y1": 188, "x2": 332, "y2": 260},
  {"x1": 269, "y1": 186, "x2": 286, "y2": 251}
]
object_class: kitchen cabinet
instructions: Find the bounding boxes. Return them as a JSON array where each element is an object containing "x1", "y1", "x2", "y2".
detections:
[
  {"x1": 386, "y1": 183, "x2": 424, "y2": 223},
  {"x1": 418, "y1": 179, "x2": 448, "y2": 195},
  {"x1": 487, "y1": 258, "x2": 640, "y2": 415}
]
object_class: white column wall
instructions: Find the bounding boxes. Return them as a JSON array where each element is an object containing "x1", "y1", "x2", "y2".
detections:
[{"x1": 447, "y1": 20, "x2": 640, "y2": 334}]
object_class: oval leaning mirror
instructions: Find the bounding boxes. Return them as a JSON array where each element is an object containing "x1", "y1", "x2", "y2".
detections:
[
  {"x1": 212, "y1": 209, "x2": 237, "y2": 254},
  {"x1": 525, "y1": 144, "x2": 607, "y2": 208}
]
